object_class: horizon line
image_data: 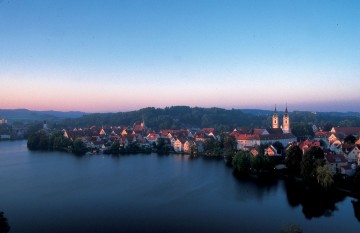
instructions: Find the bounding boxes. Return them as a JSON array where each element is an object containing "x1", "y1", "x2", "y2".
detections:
[{"x1": 0, "y1": 105, "x2": 358, "y2": 114}]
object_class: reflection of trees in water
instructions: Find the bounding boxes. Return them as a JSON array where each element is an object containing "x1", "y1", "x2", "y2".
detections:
[
  {"x1": 285, "y1": 180, "x2": 346, "y2": 219},
  {"x1": 0, "y1": 211, "x2": 10, "y2": 233},
  {"x1": 352, "y1": 200, "x2": 360, "y2": 222},
  {"x1": 232, "y1": 172, "x2": 279, "y2": 201}
]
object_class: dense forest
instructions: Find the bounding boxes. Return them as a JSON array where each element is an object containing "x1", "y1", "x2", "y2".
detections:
[
  {"x1": 57, "y1": 106, "x2": 360, "y2": 135},
  {"x1": 58, "y1": 106, "x2": 268, "y2": 131}
]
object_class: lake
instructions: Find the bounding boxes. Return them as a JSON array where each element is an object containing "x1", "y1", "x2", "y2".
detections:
[{"x1": 0, "y1": 140, "x2": 359, "y2": 233}]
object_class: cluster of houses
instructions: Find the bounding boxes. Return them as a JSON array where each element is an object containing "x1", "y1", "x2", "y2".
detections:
[
  {"x1": 0, "y1": 117, "x2": 28, "y2": 140},
  {"x1": 312, "y1": 127, "x2": 360, "y2": 176},
  {"x1": 62, "y1": 121, "x2": 216, "y2": 154},
  {"x1": 59, "y1": 107, "x2": 360, "y2": 176}
]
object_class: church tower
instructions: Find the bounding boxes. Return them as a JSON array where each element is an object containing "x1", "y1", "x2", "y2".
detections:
[
  {"x1": 283, "y1": 105, "x2": 290, "y2": 133},
  {"x1": 272, "y1": 105, "x2": 279, "y2": 129}
]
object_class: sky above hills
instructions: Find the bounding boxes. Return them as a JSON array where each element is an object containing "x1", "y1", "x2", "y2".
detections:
[{"x1": 0, "y1": 0, "x2": 359, "y2": 113}]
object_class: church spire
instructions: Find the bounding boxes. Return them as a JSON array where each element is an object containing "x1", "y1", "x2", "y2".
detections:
[
  {"x1": 272, "y1": 104, "x2": 279, "y2": 129},
  {"x1": 283, "y1": 104, "x2": 290, "y2": 133}
]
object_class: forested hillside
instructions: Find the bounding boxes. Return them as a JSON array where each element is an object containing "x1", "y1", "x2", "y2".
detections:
[
  {"x1": 58, "y1": 106, "x2": 360, "y2": 135},
  {"x1": 58, "y1": 106, "x2": 268, "y2": 131}
]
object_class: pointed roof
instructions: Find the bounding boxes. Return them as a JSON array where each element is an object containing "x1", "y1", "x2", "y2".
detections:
[
  {"x1": 99, "y1": 127, "x2": 106, "y2": 136},
  {"x1": 284, "y1": 104, "x2": 289, "y2": 116},
  {"x1": 273, "y1": 104, "x2": 278, "y2": 116}
]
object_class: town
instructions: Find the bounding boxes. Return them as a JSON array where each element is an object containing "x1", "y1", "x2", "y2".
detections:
[{"x1": 21, "y1": 106, "x2": 360, "y2": 182}]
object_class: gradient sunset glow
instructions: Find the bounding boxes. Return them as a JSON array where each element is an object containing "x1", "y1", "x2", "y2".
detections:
[{"x1": 1, "y1": 0, "x2": 359, "y2": 112}]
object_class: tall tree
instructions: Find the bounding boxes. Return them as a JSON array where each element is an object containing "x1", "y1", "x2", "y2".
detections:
[
  {"x1": 72, "y1": 139, "x2": 87, "y2": 155},
  {"x1": 344, "y1": 134, "x2": 356, "y2": 145},
  {"x1": 272, "y1": 141, "x2": 284, "y2": 155},
  {"x1": 300, "y1": 153, "x2": 316, "y2": 182},
  {"x1": 285, "y1": 145, "x2": 303, "y2": 176},
  {"x1": 251, "y1": 154, "x2": 273, "y2": 172},
  {"x1": 232, "y1": 151, "x2": 251, "y2": 174},
  {"x1": 316, "y1": 165, "x2": 334, "y2": 189},
  {"x1": 222, "y1": 135, "x2": 237, "y2": 152},
  {"x1": 306, "y1": 146, "x2": 325, "y2": 160},
  {"x1": 301, "y1": 146, "x2": 325, "y2": 184}
]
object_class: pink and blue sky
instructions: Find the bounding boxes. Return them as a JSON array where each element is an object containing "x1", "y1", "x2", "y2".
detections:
[{"x1": 0, "y1": 0, "x2": 359, "y2": 113}]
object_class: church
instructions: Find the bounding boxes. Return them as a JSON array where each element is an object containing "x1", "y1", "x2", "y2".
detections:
[
  {"x1": 234, "y1": 105, "x2": 297, "y2": 150},
  {"x1": 272, "y1": 105, "x2": 290, "y2": 133}
]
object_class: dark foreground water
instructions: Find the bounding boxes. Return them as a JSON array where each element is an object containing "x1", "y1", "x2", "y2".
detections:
[{"x1": 0, "y1": 140, "x2": 359, "y2": 233}]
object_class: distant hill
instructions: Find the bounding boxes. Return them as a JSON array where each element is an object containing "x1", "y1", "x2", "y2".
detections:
[
  {"x1": 59, "y1": 106, "x2": 269, "y2": 131},
  {"x1": 58, "y1": 106, "x2": 360, "y2": 132},
  {"x1": 0, "y1": 109, "x2": 86, "y2": 123},
  {"x1": 240, "y1": 109, "x2": 274, "y2": 116},
  {"x1": 3, "y1": 107, "x2": 360, "y2": 135}
]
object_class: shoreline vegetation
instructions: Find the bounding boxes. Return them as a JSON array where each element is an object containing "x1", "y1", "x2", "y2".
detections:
[{"x1": 26, "y1": 130, "x2": 360, "y2": 200}]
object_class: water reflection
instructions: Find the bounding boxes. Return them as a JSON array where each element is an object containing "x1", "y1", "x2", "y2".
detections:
[
  {"x1": 284, "y1": 180, "x2": 346, "y2": 219},
  {"x1": 352, "y1": 200, "x2": 360, "y2": 222},
  {"x1": 232, "y1": 172, "x2": 279, "y2": 201},
  {"x1": 0, "y1": 211, "x2": 10, "y2": 233}
]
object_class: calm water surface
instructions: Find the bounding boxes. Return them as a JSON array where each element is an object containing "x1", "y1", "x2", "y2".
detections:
[{"x1": 0, "y1": 140, "x2": 359, "y2": 233}]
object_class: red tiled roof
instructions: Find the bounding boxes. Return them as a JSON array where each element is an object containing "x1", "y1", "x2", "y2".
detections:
[
  {"x1": 133, "y1": 124, "x2": 143, "y2": 132},
  {"x1": 259, "y1": 133, "x2": 296, "y2": 140},
  {"x1": 298, "y1": 140, "x2": 320, "y2": 150},
  {"x1": 146, "y1": 133, "x2": 159, "y2": 140},
  {"x1": 201, "y1": 128, "x2": 215, "y2": 133},
  {"x1": 253, "y1": 129, "x2": 266, "y2": 135},
  {"x1": 325, "y1": 154, "x2": 347, "y2": 163},
  {"x1": 235, "y1": 134, "x2": 260, "y2": 140},
  {"x1": 332, "y1": 127, "x2": 360, "y2": 135},
  {"x1": 315, "y1": 131, "x2": 330, "y2": 138}
]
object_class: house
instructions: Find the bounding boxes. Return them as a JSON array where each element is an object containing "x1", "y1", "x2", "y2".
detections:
[
  {"x1": 195, "y1": 141, "x2": 204, "y2": 153},
  {"x1": 264, "y1": 145, "x2": 280, "y2": 156},
  {"x1": 133, "y1": 121, "x2": 145, "y2": 132},
  {"x1": 340, "y1": 164, "x2": 357, "y2": 176},
  {"x1": 121, "y1": 129, "x2": 128, "y2": 136},
  {"x1": 99, "y1": 127, "x2": 106, "y2": 136},
  {"x1": 201, "y1": 128, "x2": 215, "y2": 134},
  {"x1": 330, "y1": 127, "x2": 360, "y2": 138},
  {"x1": 145, "y1": 132, "x2": 159, "y2": 144},
  {"x1": 236, "y1": 134, "x2": 260, "y2": 150},
  {"x1": 325, "y1": 154, "x2": 347, "y2": 174},
  {"x1": 183, "y1": 140, "x2": 193, "y2": 153},
  {"x1": 250, "y1": 147, "x2": 260, "y2": 156},
  {"x1": 126, "y1": 134, "x2": 137, "y2": 143},
  {"x1": 195, "y1": 131, "x2": 207, "y2": 141},
  {"x1": 314, "y1": 130, "x2": 330, "y2": 148},
  {"x1": 173, "y1": 138, "x2": 187, "y2": 153},
  {"x1": 298, "y1": 140, "x2": 321, "y2": 154},
  {"x1": 259, "y1": 132, "x2": 297, "y2": 147},
  {"x1": 343, "y1": 146, "x2": 360, "y2": 163},
  {"x1": 328, "y1": 133, "x2": 339, "y2": 144},
  {"x1": 329, "y1": 140, "x2": 342, "y2": 154}
]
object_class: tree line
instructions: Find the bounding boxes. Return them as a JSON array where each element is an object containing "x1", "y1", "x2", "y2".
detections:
[
  {"x1": 27, "y1": 131, "x2": 87, "y2": 155},
  {"x1": 54, "y1": 106, "x2": 360, "y2": 138},
  {"x1": 231, "y1": 145, "x2": 360, "y2": 194}
]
